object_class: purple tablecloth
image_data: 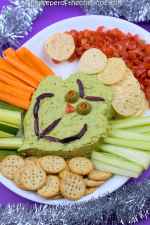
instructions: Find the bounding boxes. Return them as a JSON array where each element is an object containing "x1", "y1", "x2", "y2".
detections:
[{"x1": 0, "y1": 1, "x2": 150, "y2": 225}]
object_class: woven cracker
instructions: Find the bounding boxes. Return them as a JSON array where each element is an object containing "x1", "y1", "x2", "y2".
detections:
[
  {"x1": 38, "y1": 175, "x2": 60, "y2": 198},
  {"x1": 60, "y1": 173, "x2": 86, "y2": 200},
  {"x1": 68, "y1": 157, "x2": 93, "y2": 176},
  {"x1": 21, "y1": 164, "x2": 46, "y2": 191},
  {"x1": 39, "y1": 156, "x2": 66, "y2": 174},
  {"x1": 88, "y1": 170, "x2": 112, "y2": 181},
  {"x1": 84, "y1": 179, "x2": 105, "y2": 187},
  {"x1": 0, "y1": 155, "x2": 24, "y2": 180}
]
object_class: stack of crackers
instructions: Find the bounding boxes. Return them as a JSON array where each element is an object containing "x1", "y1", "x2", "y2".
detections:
[{"x1": 0, "y1": 155, "x2": 112, "y2": 200}]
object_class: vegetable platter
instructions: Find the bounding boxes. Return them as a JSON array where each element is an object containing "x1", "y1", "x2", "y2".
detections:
[{"x1": 0, "y1": 15, "x2": 150, "y2": 205}]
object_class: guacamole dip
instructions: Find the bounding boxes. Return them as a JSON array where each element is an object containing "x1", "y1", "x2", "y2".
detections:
[{"x1": 19, "y1": 73, "x2": 112, "y2": 158}]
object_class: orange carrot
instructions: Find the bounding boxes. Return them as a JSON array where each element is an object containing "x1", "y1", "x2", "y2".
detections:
[
  {"x1": 16, "y1": 47, "x2": 54, "y2": 76},
  {"x1": 0, "y1": 57, "x2": 38, "y2": 88},
  {"x1": 0, "y1": 81, "x2": 32, "y2": 100},
  {"x1": 3, "y1": 48, "x2": 44, "y2": 83},
  {"x1": 0, "y1": 92, "x2": 29, "y2": 110},
  {"x1": 0, "y1": 70, "x2": 35, "y2": 93}
]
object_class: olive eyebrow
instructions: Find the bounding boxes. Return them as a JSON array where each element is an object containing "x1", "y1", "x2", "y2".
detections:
[{"x1": 76, "y1": 79, "x2": 85, "y2": 98}]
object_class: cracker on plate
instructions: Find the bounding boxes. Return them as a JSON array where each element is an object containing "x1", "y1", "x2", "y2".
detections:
[
  {"x1": 98, "y1": 57, "x2": 127, "y2": 85},
  {"x1": 79, "y1": 48, "x2": 107, "y2": 74},
  {"x1": 88, "y1": 170, "x2": 112, "y2": 181},
  {"x1": 44, "y1": 32, "x2": 75, "y2": 61},
  {"x1": 0, "y1": 155, "x2": 24, "y2": 180},
  {"x1": 38, "y1": 175, "x2": 60, "y2": 198}
]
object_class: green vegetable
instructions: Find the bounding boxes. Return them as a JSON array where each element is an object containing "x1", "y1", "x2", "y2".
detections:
[
  {"x1": 0, "y1": 130, "x2": 14, "y2": 138},
  {"x1": 92, "y1": 160, "x2": 140, "y2": 178},
  {"x1": 92, "y1": 152, "x2": 143, "y2": 173},
  {"x1": 111, "y1": 129, "x2": 150, "y2": 142},
  {"x1": 111, "y1": 117, "x2": 150, "y2": 129},
  {"x1": 104, "y1": 137, "x2": 150, "y2": 151},
  {"x1": 0, "y1": 138, "x2": 23, "y2": 149},
  {"x1": 65, "y1": 90, "x2": 79, "y2": 103},
  {"x1": 0, "y1": 150, "x2": 18, "y2": 161},
  {"x1": 76, "y1": 101, "x2": 92, "y2": 115},
  {"x1": 124, "y1": 126, "x2": 150, "y2": 133},
  {"x1": 0, "y1": 101, "x2": 22, "y2": 112},
  {"x1": 0, "y1": 108, "x2": 21, "y2": 127},
  {"x1": 99, "y1": 144, "x2": 150, "y2": 169},
  {"x1": 0, "y1": 122, "x2": 18, "y2": 135}
]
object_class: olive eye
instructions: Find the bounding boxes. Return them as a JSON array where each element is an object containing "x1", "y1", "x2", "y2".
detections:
[
  {"x1": 65, "y1": 90, "x2": 79, "y2": 103},
  {"x1": 76, "y1": 101, "x2": 92, "y2": 115}
]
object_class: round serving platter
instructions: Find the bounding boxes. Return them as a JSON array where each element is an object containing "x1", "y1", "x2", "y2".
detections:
[{"x1": 0, "y1": 15, "x2": 150, "y2": 205}]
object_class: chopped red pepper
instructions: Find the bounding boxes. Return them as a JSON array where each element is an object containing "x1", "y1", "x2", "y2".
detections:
[{"x1": 65, "y1": 103, "x2": 75, "y2": 113}]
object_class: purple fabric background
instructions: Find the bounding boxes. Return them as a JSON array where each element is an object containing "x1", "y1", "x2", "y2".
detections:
[{"x1": 0, "y1": 1, "x2": 150, "y2": 224}]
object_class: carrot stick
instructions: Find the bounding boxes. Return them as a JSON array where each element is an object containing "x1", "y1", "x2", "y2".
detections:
[
  {"x1": 0, "y1": 57, "x2": 38, "y2": 88},
  {"x1": 3, "y1": 48, "x2": 43, "y2": 83},
  {"x1": 0, "y1": 92, "x2": 29, "y2": 110},
  {"x1": 16, "y1": 47, "x2": 54, "y2": 76},
  {"x1": 0, "y1": 70, "x2": 35, "y2": 93},
  {"x1": 0, "y1": 81, "x2": 32, "y2": 100}
]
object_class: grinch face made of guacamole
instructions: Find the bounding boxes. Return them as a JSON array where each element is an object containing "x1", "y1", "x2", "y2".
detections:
[{"x1": 19, "y1": 73, "x2": 112, "y2": 158}]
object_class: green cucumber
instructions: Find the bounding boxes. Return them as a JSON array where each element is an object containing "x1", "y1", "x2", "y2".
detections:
[
  {"x1": 0, "y1": 131, "x2": 14, "y2": 138},
  {"x1": 0, "y1": 150, "x2": 18, "y2": 161},
  {"x1": 0, "y1": 122, "x2": 18, "y2": 135},
  {"x1": 92, "y1": 160, "x2": 140, "y2": 178},
  {"x1": 92, "y1": 152, "x2": 143, "y2": 173},
  {"x1": 99, "y1": 144, "x2": 150, "y2": 169},
  {"x1": 0, "y1": 138, "x2": 23, "y2": 149}
]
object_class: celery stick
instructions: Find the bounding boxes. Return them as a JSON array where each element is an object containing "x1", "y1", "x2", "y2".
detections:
[
  {"x1": 0, "y1": 109, "x2": 21, "y2": 127},
  {"x1": 104, "y1": 137, "x2": 150, "y2": 151},
  {"x1": 0, "y1": 101, "x2": 22, "y2": 112},
  {"x1": 92, "y1": 152, "x2": 143, "y2": 173},
  {"x1": 0, "y1": 131, "x2": 14, "y2": 138},
  {"x1": 125, "y1": 126, "x2": 150, "y2": 133},
  {"x1": 111, "y1": 117, "x2": 150, "y2": 129},
  {"x1": 92, "y1": 160, "x2": 140, "y2": 178},
  {"x1": 111, "y1": 129, "x2": 150, "y2": 142},
  {"x1": 0, "y1": 138, "x2": 23, "y2": 149},
  {"x1": 99, "y1": 144, "x2": 150, "y2": 169}
]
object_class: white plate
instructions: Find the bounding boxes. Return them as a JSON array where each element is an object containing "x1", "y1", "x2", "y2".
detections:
[{"x1": 0, "y1": 15, "x2": 150, "y2": 205}]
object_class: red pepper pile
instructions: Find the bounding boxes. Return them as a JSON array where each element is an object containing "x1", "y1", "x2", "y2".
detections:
[{"x1": 66, "y1": 27, "x2": 150, "y2": 102}]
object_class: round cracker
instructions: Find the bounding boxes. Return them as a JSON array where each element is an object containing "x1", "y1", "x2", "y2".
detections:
[
  {"x1": 79, "y1": 48, "x2": 107, "y2": 74},
  {"x1": 88, "y1": 170, "x2": 112, "y2": 181},
  {"x1": 60, "y1": 173, "x2": 86, "y2": 200},
  {"x1": 98, "y1": 57, "x2": 127, "y2": 85},
  {"x1": 85, "y1": 187, "x2": 97, "y2": 195},
  {"x1": 112, "y1": 69, "x2": 145, "y2": 116},
  {"x1": 38, "y1": 175, "x2": 60, "y2": 198},
  {"x1": 44, "y1": 32, "x2": 75, "y2": 61},
  {"x1": 68, "y1": 157, "x2": 93, "y2": 176},
  {"x1": 39, "y1": 156, "x2": 66, "y2": 174},
  {"x1": 0, "y1": 155, "x2": 24, "y2": 180},
  {"x1": 84, "y1": 179, "x2": 104, "y2": 187},
  {"x1": 14, "y1": 168, "x2": 27, "y2": 190},
  {"x1": 21, "y1": 164, "x2": 46, "y2": 191}
]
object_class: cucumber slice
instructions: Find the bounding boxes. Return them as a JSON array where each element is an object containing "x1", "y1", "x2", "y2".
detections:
[
  {"x1": 99, "y1": 144, "x2": 150, "y2": 169},
  {"x1": 0, "y1": 122, "x2": 18, "y2": 135},
  {"x1": 0, "y1": 150, "x2": 18, "y2": 161},
  {"x1": 92, "y1": 152, "x2": 143, "y2": 173},
  {"x1": 0, "y1": 138, "x2": 23, "y2": 149},
  {"x1": 93, "y1": 160, "x2": 140, "y2": 178},
  {"x1": 111, "y1": 129, "x2": 150, "y2": 142},
  {"x1": 0, "y1": 131, "x2": 14, "y2": 138},
  {"x1": 104, "y1": 137, "x2": 150, "y2": 151}
]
